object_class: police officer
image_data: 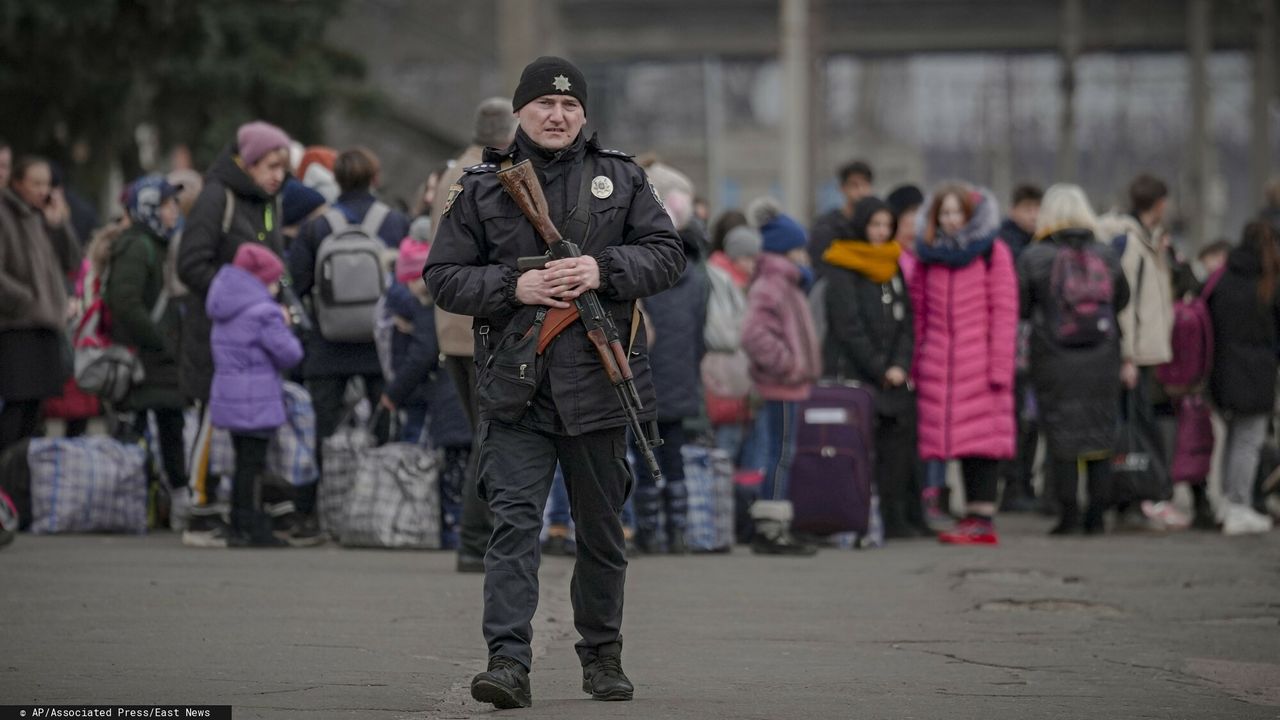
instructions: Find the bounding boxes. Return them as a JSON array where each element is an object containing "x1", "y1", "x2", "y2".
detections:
[{"x1": 424, "y1": 56, "x2": 684, "y2": 709}]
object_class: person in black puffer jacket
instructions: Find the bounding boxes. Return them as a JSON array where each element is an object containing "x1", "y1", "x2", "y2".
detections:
[
  {"x1": 822, "y1": 196, "x2": 924, "y2": 540},
  {"x1": 631, "y1": 214, "x2": 708, "y2": 554},
  {"x1": 1207, "y1": 220, "x2": 1280, "y2": 535},
  {"x1": 1018, "y1": 185, "x2": 1128, "y2": 536}
]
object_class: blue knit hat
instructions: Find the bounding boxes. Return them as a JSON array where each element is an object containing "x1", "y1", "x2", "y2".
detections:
[
  {"x1": 280, "y1": 176, "x2": 326, "y2": 227},
  {"x1": 747, "y1": 197, "x2": 807, "y2": 254}
]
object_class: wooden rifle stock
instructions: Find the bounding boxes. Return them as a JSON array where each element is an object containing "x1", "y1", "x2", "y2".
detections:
[{"x1": 497, "y1": 161, "x2": 565, "y2": 248}]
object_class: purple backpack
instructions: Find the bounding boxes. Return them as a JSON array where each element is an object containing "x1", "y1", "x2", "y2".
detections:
[
  {"x1": 1048, "y1": 246, "x2": 1115, "y2": 347},
  {"x1": 1156, "y1": 269, "x2": 1223, "y2": 390}
]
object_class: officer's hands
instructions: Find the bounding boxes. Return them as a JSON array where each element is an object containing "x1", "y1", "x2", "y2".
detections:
[
  {"x1": 515, "y1": 257, "x2": 600, "y2": 308},
  {"x1": 545, "y1": 256, "x2": 600, "y2": 296},
  {"x1": 516, "y1": 269, "x2": 574, "y2": 309}
]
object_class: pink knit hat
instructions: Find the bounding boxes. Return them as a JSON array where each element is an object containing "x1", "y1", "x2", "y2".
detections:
[
  {"x1": 236, "y1": 121, "x2": 291, "y2": 167},
  {"x1": 395, "y1": 239, "x2": 431, "y2": 284},
  {"x1": 233, "y1": 243, "x2": 285, "y2": 286}
]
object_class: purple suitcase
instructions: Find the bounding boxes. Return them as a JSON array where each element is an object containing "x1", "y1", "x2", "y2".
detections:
[{"x1": 788, "y1": 382, "x2": 875, "y2": 536}]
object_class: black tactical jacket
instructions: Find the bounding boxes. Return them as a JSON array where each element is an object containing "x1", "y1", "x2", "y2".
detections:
[{"x1": 424, "y1": 129, "x2": 684, "y2": 435}]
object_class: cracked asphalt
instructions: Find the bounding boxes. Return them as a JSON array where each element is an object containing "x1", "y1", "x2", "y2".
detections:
[{"x1": 2, "y1": 515, "x2": 1278, "y2": 719}]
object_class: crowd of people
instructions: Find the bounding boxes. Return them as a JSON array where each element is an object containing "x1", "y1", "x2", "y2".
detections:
[{"x1": 3, "y1": 100, "x2": 1280, "y2": 555}]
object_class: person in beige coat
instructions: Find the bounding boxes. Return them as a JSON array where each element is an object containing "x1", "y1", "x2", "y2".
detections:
[
  {"x1": 1098, "y1": 173, "x2": 1183, "y2": 529},
  {"x1": 429, "y1": 97, "x2": 518, "y2": 573}
]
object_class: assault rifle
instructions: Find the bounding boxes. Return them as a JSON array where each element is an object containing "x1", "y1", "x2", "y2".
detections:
[{"x1": 497, "y1": 159, "x2": 665, "y2": 484}]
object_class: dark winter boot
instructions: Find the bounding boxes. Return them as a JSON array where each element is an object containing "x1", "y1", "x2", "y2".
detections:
[
  {"x1": 879, "y1": 478, "x2": 914, "y2": 540},
  {"x1": 471, "y1": 655, "x2": 532, "y2": 709},
  {"x1": 229, "y1": 509, "x2": 288, "y2": 548},
  {"x1": 1049, "y1": 505, "x2": 1081, "y2": 535},
  {"x1": 1191, "y1": 485, "x2": 1217, "y2": 530},
  {"x1": 582, "y1": 647, "x2": 634, "y2": 702},
  {"x1": 1083, "y1": 502, "x2": 1107, "y2": 535},
  {"x1": 749, "y1": 501, "x2": 817, "y2": 556}
]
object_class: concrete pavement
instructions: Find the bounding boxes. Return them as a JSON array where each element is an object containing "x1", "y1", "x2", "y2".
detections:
[{"x1": 2, "y1": 515, "x2": 1279, "y2": 719}]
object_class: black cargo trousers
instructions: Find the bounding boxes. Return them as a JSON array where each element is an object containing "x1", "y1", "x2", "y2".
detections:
[{"x1": 478, "y1": 416, "x2": 632, "y2": 671}]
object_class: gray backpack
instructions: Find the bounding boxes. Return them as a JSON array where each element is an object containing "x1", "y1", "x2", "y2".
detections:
[{"x1": 313, "y1": 203, "x2": 390, "y2": 343}]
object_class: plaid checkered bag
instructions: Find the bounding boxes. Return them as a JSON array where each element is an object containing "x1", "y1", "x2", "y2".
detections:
[
  {"x1": 681, "y1": 444, "x2": 734, "y2": 552},
  {"x1": 183, "y1": 408, "x2": 235, "y2": 482},
  {"x1": 184, "y1": 383, "x2": 318, "y2": 487},
  {"x1": 318, "y1": 423, "x2": 371, "y2": 538},
  {"x1": 27, "y1": 437, "x2": 148, "y2": 534},
  {"x1": 272, "y1": 382, "x2": 319, "y2": 486},
  {"x1": 339, "y1": 442, "x2": 441, "y2": 549}
]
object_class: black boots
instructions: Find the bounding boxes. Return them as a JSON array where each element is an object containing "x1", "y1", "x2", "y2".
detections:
[
  {"x1": 582, "y1": 653, "x2": 634, "y2": 701},
  {"x1": 228, "y1": 509, "x2": 287, "y2": 548},
  {"x1": 1049, "y1": 503, "x2": 1106, "y2": 536},
  {"x1": 471, "y1": 655, "x2": 532, "y2": 709}
]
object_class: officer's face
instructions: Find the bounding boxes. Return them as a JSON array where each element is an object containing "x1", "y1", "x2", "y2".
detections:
[{"x1": 517, "y1": 95, "x2": 585, "y2": 152}]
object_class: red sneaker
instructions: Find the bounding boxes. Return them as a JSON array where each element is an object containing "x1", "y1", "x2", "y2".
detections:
[{"x1": 937, "y1": 517, "x2": 999, "y2": 545}]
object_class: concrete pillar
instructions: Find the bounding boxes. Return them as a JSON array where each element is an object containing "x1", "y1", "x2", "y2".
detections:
[
  {"x1": 1188, "y1": 0, "x2": 1212, "y2": 249},
  {"x1": 498, "y1": 0, "x2": 562, "y2": 90},
  {"x1": 702, "y1": 56, "x2": 726, "y2": 216},
  {"x1": 1252, "y1": 0, "x2": 1277, "y2": 208},
  {"x1": 1056, "y1": 0, "x2": 1082, "y2": 182},
  {"x1": 780, "y1": 0, "x2": 813, "y2": 220}
]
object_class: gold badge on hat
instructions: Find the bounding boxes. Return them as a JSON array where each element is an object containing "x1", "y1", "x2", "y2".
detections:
[
  {"x1": 591, "y1": 176, "x2": 614, "y2": 199},
  {"x1": 553, "y1": 74, "x2": 572, "y2": 92}
]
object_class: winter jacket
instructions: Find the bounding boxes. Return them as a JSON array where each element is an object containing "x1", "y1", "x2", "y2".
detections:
[
  {"x1": 645, "y1": 227, "x2": 709, "y2": 421},
  {"x1": 0, "y1": 188, "x2": 80, "y2": 333},
  {"x1": 910, "y1": 190, "x2": 1017, "y2": 461},
  {"x1": 1099, "y1": 212, "x2": 1173, "y2": 366},
  {"x1": 808, "y1": 207, "x2": 854, "y2": 278},
  {"x1": 702, "y1": 252, "x2": 753, "y2": 421},
  {"x1": 1207, "y1": 242, "x2": 1280, "y2": 416},
  {"x1": 431, "y1": 144, "x2": 486, "y2": 359},
  {"x1": 742, "y1": 252, "x2": 822, "y2": 401},
  {"x1": 287, "y1": 190, "x2": 410, "y2": 379},
  {"x1": 1018, "y1": 229, "x2": 1129, "y2": 459},
  {"x1": 206, "y1": 265, "x2": 303, "y2": 432},
  {"x1": 177, "y1": 144, "x2": 286, "y2": 402},
  {"x1": 998, "y1": 218, "x2": 1034, "y2": 261},
  {"x1": 103, "y1": 224, "x2": 183, "y2": 410},
  {"x1": 424, "y1": 129, "x2": 684, "y2": 435},
  {"x1": 822, "y1": 242, "x2": 914, "y2": 387},
  {"x1": 383, "y1": 283, "x2": 473, "y2": 448}
]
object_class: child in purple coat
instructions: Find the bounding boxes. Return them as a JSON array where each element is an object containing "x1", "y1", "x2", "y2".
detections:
[{"x1": 207, "y1": 243, "x2": 304, "y2": 547}]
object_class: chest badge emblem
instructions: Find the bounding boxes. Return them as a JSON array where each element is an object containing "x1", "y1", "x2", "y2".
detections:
[{"x1": 591, "y1": 175, "x2": 614, "y2": 199}]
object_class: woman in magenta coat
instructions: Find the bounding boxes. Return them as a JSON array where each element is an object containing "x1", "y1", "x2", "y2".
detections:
[{"x1": 910, "y1": 183, "x2": 1018, "y2": 545}]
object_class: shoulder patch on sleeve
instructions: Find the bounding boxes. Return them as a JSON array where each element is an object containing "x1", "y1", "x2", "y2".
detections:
[
  {"x1": 463, "y1": 163, "x2": 498, "y2": 174},
  {"x1": 442, "y1": 182, "x2": 464, "y2": 217}
]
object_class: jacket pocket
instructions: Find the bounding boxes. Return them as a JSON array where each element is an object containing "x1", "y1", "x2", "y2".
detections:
[{"x1": 476, "y1": 307, "x2": 547, "y2": 423}]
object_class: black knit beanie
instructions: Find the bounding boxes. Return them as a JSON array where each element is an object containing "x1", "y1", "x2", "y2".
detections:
[{"x1": 512, "y1": 56, "x2": 588, "y2": 112}]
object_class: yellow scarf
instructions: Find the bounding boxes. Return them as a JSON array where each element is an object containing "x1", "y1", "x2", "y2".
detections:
[{"x1": 823, "y1": 240, "x2": 902, "y2": 283}]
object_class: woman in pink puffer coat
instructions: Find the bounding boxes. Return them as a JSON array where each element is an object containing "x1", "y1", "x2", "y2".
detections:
[{"x1": 910, "y1": 183, "x2": 1018, "y2": 546}]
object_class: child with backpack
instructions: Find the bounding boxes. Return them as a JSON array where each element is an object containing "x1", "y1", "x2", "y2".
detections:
[
  {"x1": 1017, "y1": 185, "x2": 1128, "y2": 535},
  {"x1": 378, "y1": 238, "x2": 472, "y2": 549},
  {"x1": 207, "y1": 243, "x2": 304, "y2": 547}
]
